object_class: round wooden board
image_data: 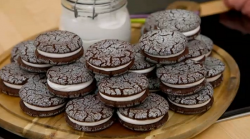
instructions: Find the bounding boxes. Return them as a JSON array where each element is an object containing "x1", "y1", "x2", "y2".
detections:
[{"x1": 0, "y1": 28, "x2": 240, "y2": 139}]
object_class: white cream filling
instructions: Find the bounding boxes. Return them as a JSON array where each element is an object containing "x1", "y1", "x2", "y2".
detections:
[
  {"x1": 146, "y1": 49, "x2": 185, "y2": 58},
  {"x1": 183, "y1": 26, "x2": 200, "y2": 36},
  {"x1": 206, "y1": 74, "x2": 221, "y2": 82},
  {"x1": 24, "y1": 102, "x2": 65, "y2": 111},
  {"x1": 99, "y1": 90, "x2": 146, "y2": 102},
  {"x1": 37, "y1": 48, "x2": 82, "y2": 58},
  {"x1": 129, "y1": 66, "x2": 155, "y2": 74},
  {"x1": 162, "y1": 78, "x2": 205, "y2": 89},
  {"x1": 22, "y1": 59, "x2": 52, "y2": 68},
  {"x1": 191, "y1": 55, "x2": 205, "y2": 61},
  {"x1": 205, "y1": 51, "x2": 212, "y2": 57},
  {"x1": 3, "y1": 82, "x2": 23, "y2": 89},
  {"x1": 47, "y1": 79, "x2": 93, "y2": 92},
  {"x1": 168, "y1": 98, "x2": 211, "y2": 108},
  {"x1": 117, "y1": 111, "x2": 164, "y2": 125},
  {"x1": 87, "y1": 61, "x2": 132, "y2": 72},
  {"x1": 68, "y1": 116, "x2": 112, "y2": 126}
]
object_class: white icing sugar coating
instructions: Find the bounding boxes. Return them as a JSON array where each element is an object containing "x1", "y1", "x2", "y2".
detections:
[
  {"x1": 34, "y1": 30, "x2": 82, "y2": 53},
  {"x1": 185, "y1": 40, "x2": 210, "y2": 59},
  {"x1": 157, "y1": 60, "x2": 206, "y2": 84},
  {"x1": 0, "y1": 63, "x2": 35, "y2": 84},
  {"x1": 85, "y1": 39, "x2": 134, "y2": 67},
  {"x1": 168, "y1": 82, "x2": 213, "y2": 105},
  {"x1": 66, "y1": 94, "x2": 114, "y2": 122},
  {"x1": 98, "y1": 72, "x2": 148, "y2": 96},
  {"x1": 145, "y1": 10, "x2": 201, "y2": 33},
  {"x1": 20, "y1": 41, "x2": 44, "y2": 64},
  {"x1": 47, "y1": 62, "x2": 93, "y2": 85},
  {"x1": 205, "y1": 57, "x2": 225, "y2": 77},
  {"x1": 196, "y1": 34, "x2": 213, "y2": 50},
  {"x1": 130, "y1": 53, "x2": 155, "y2": 70},
  {"x1": 133, "y1": 43, "x2": 141, "y2": 53},
  {"x1": 19, "y1": 80, "x2": 65, "y2": 107},
  {"x1": 140, "y1": 30, "x2": 187, "y2": 56},
  {"x1": 118, "y1": 93, "x2": 169, "y2": 120},
  {"x1": 11, "y1": 41, "x2": 31, "y2": 63}
]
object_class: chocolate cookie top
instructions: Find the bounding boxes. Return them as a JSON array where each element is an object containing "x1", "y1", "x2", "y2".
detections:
[
  {"x1": 85, "y1": 40, "x2": 134, "y2": 67},
  {"x1": 185, "y1": 40, "x2": 209, "y2": 58},
  {"x1": 130, "y1": 53, "x2": 155, "y2": 70},
  {"x1": 168, "y1": 82, "x2": 213, "y2": 105},
  {"x1": 19, "y1": 80, "x2": 65, "y2": 107},
  {"x1": 118, "y1": 93, "x2": 169, "y2": 120},
  {"x1": 205, "y1": 57, "x2": 225, "y2": 77},
  {"x1": 77, "y1": 55, "x2": 85, "y2": 64},
  {"x1": 157, "y1": 9, "x2": 201, "y2": 32},
  {"x1": 34, "y1": 30, "x2": 82, "y2": 53},
  {"x1": 140, "y1": 30, "x2": 187, "y2": 56},
  {"x1": 20, "y1": 41, "x2": 45, "y2": 64},
  {"x1": 11, "y1": 41, "x2": 31, "y2": 63},
  {"x1": 0, "y1": 63, "x2": 34, "y2": 85},
  {"x1": 66, "y1": 94, "x2": 114, "y2": 122},
  {"x1": 47, "y1": 62, "x2": 94, "y2": 85},
  {"x1": 133, "y1": 43, "x2": 141, "y2": 53},
  {"x1": 196, "y1": 34, "x2": 213, "y2": 51},
  {"x1": 156, "y1": 60, "x2": 206, "y2": 84},
  {"x1": 98, "y1": 72, "x2": 148, "y2": 96}
]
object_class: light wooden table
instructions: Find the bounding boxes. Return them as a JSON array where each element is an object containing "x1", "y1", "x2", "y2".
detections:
[{"x1": 0, "y1": 0, "x2": 249, "y2": 139}]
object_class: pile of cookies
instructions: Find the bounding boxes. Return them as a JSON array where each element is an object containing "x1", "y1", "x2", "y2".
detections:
[{"x1": 0, "y1": 9, "x2": 225, "y2": 133}]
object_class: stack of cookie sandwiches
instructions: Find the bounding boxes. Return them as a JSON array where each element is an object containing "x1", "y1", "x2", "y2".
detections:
[{"x1": 0, "y1": 9, "x2": 227, "y2": 133}]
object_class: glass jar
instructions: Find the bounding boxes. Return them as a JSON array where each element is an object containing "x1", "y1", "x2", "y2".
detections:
[{"x1": 60, "y1": 0, "x2": 131, "y2": 51}]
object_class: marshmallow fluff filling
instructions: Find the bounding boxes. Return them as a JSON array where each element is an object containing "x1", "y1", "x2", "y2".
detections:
[
  {"x1": 99, "y1": 90, "x2": 146, "y2": 102},
  {"x1": 21, "y1": 59, "x2": 52, "y2": 68},
  {"x1": 117, "y1": 111, "x2": 164, "y2": 125},
  {"x1": 47, "y1": 79, "x2": 94, "y2": 92},
  {"x1": 146, "y1": 49, "x2": 185, "y2": 59},
  {"x1": 129, "y1": 66, "x2": 155, "y2": 74},
  {"x1": 3, "y1": 81, "x2": 23, "y2": 89},
  {"x1": 162, "y1": 78, "x2": 205, "y2": 89},
  {"x1": 37, "y1": 48, "x2": 82, "y2": 58},
  {"x1": 68, "y1": 116, "x2": 112, "y2": 126},
  {"x1": 206, "y1": 74, "x2": 222, "y2": 82},
  {"x1": 183, "y1": 26, "x2": 200, "y2": 37},
  {"x1": 168, "y1": 98, "x2": 211, "y2": 108},
  {"x1": 88, "y1": 61, "x2": 132, "y2": 72},
  {"x1": 23, "y1": 101, "x2": 65, "y2": 111}
]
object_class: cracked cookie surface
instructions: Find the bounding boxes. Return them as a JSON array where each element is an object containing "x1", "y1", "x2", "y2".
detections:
[
  {"x1": 140, "y1": 30, "x2": 187, "y2": 56},
  {"x1": 157, "y1": 60, "x2": 206, "y2": 84},
  {"x1": 196, "y1": 34, "x2": 213, "y2": 51},
  {"x1": 20, "y1": 41, "x2": 45, "y2": 64},
  {"x1": 205, "y1": 57, "x2": 225, "y2": 77},
  {"x1": 185, "y1": 40, "x2": 209, "y2": 59},
  {"x1": 85, "y1": 39, "x2": 134, "y2": 67},
  {"x1": 11, "y1": 41, "x2": 31, "y2": 63},
  {"x1": 34, "y1": 30, "x2": 82, "y2": 53}
]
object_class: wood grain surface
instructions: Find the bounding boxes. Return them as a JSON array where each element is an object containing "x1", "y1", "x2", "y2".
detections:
[{"x1": 0, "y1": 26, "x2": 240, "y2": 139}]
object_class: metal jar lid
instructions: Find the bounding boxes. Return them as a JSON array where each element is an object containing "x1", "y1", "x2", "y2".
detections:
[{"x1": 62, "y1": 0, "x2": 127, "y2": 19}]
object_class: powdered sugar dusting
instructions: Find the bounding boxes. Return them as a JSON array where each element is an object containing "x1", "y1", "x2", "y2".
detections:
[
  {"x1": 19, "y1": 80, "x2": 65, "y2": 107},
  {"x1": 118, "y1": 93, "x2": 169, "y2": 120},
  {"x1": 66, "y1": 94, "x2": 114, "y2": 122},
  {"x1": 185, "y1": 40, "x2": 209, "y2": 58},
  {"x1": 130, "y1": 53, "x2": 155, "y2": 70},
  {"x1": 140, "y1": 30, "x2": 187, "y2": 56},
  {"x1": 47, "y1": 62, "x2": 93, "y2": 85},
  {"x1": 99, "y1": 72, "x2": 148, "y2": 96},
  {"x1": 168, "y1": 82, "x2": 213, "y2": 105},
  {"x1": 157, "y1": 60, "x2": 206, "y2": 84},
  {"x1": 20, "y1": 41, "x2": 45, "y2": 64},
  {"x1": 34, "y1": 30, "x2": 82, "y2": 53},
  {"x1": 11, "y1": 41, "x2": 32, "y2": 63},
  {"x1": 196, "y1": 34, "x2": 213, "y2": 50},
  {"x1": 85, "y1": 40, "x2": 134, "y2": 67},
  {"x1": 205, "y1": 57, "x2": 225, "y2": 77}
]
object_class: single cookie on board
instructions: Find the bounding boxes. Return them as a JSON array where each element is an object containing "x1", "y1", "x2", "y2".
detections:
[
  {"x1": 11, "y1": 41, "x2": 29, "y2": 63},
  {"x1": 98, "y1": 72, "x2": 149, "y2": 108},
  {"x1": 196, "y1": 34, "x2": 213, "y2": 56},
  {"x1": 19, "y1": 80, "x2": 66, "y2": 117},
  {"x1": 0, "y1": 63, "x2": 35, "y2": 96},
  {"x1": 168, "y1": 82, "x2": 214, "y2": 114},
  {"x1": 157, "y1": 60, "x2": 207, "y2": 96},
  {"x1": 65, "y1": 94, "x2": 115, "y2": 132},
  {"x1": 47, "y1": 62, "x2": 96, "y2": 98},
  {"x1": 18, "y1": 41, "x2": 52, "y2": 73},
  {"x1": 144, "y1": 9, "x2": 201, "y2": 41},
  {"x1": 140, "y1": 30, "x2": 188, "y2": 64},
  {"x1": 185, "y1": 40, "x2": 210, "y2": 63},
  {"x1": 85, "y1": 39, "x2": 135, "y2": 76},
  {"x1": 204, "y1": 57, "x2": 225, "y2": 88},
  {"x1": 34, "y1": 30, "x2": 83, "y2": 65},
  {"x1": 129, "y1": 52, "x2": 156, "y2": 77},
  {"x1": 118, "y1": 93, "x2": 169, "y2": 131}
]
